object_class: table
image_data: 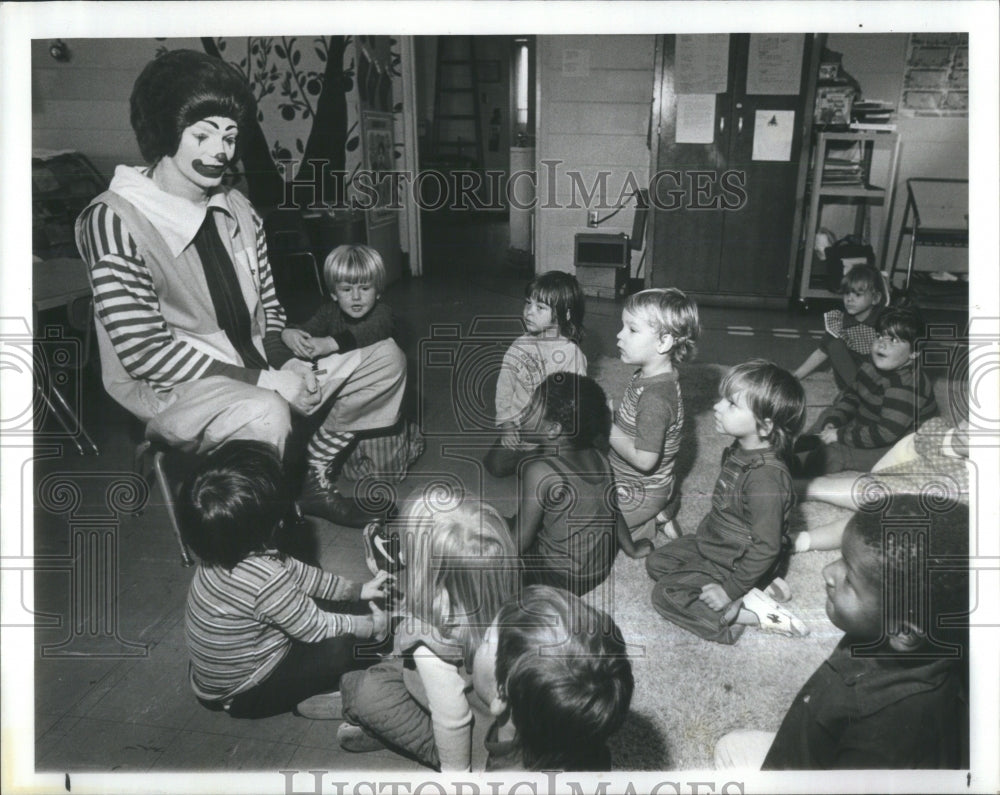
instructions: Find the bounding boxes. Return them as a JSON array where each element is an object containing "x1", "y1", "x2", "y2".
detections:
[{"x1": 890, "y1": 178, "x2": 969, "y2": 298}]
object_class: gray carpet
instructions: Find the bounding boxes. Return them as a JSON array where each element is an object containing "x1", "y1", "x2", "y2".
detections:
[{"x1": 589, "y1": 357, "x2": 855, "y2": 771}]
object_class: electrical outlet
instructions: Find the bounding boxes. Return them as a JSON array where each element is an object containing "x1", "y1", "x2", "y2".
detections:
[{"x1": 587, "y1": 211, "x2": 598, "y2": 228}]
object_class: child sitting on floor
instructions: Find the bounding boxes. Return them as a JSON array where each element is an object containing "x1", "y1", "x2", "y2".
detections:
[
  {"x1": 793, "y1": 305, "x2": 939, "y2": 477},
  {"x1": 471, "y1": 585, "x2": 634, "y2": 771},
  {"x1": 485, "y1": 271, "x2": 588, "y2": 478},
  {"x1": 645, "y1": 360, "x2": 808, "y2": 644},
  {"x1": 509, "y1": 373, "x2": 653, "y2": 596},
  {"x1": 337, "y1": 489, "x2": 520, "y2": 771},
  {"x1": 279, "y1": 244, "x2": 420, "y2": 525},
  {"x1": 793, "y1": 263, "x2": 890, "y2": 389},
  {"x1": 610, "y1": 288, "x2": 700, "y2": 541},
  {"x1": 715, "y1": 495, "x2": 969, "y2": 769},
  {"x1": 179, "y1": 440, "x2": 390, "y2": 719}
]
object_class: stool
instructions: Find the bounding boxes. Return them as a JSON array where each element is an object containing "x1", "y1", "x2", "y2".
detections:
[{"x1": 134, "y1": 439, "x2": 194, "y2": 567}]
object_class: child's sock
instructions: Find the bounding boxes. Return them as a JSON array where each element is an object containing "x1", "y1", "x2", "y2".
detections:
[
  {"x1": 307, "y1": 428, "x2": 356, "y2": 480},
  {"x1": 656, "y1": 514, "x2": 681, "y2": 540}
]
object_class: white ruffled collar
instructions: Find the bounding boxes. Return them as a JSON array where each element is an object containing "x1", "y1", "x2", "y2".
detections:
[{"x1": 108, "y1": 165, "x2": 234, "y2": 257}]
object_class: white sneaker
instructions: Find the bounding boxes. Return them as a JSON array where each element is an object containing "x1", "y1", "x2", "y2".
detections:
[
  {"x1": 763, "y1": 576, "x2": 792, "y2": 603},
  {"x1": 741, "y1": 588, "x2": 809, "y2": 637}
]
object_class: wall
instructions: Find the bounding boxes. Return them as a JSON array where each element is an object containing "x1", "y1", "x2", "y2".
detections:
[
  {"x1": 32, "y1": 36, "x2": 415, "y2": 264},
  {"x1": 825, "y1": 33, "x2": 968, "y2": 274},
  {"x1": 535, "y1": 35, "x2": 655, "y2": 276},
  {"x1": 32, "y1": 37, "x2": 184, "y2": 178}
]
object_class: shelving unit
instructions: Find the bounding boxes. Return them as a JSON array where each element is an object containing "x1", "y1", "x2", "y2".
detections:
[{"x1": 797, "y1": 130, "x2": 900, "y2": 305}]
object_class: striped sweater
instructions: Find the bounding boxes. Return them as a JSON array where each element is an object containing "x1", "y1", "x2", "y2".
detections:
[
  {"x1": 819, "y1": 361, "x2": 938, "y2": 449},
  {"x1": 185, "y1": 553, "x2": 367, "y2": 702},
  {"x1": 75, "y1": 167, "x2": 287, "y2": 408}
]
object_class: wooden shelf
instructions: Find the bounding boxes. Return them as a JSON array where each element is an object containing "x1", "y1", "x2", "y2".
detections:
[{"x1": 797, "y1": 130, "x2": 901, "y2": 304}]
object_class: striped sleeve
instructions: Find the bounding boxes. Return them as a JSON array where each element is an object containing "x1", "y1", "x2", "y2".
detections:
[
  {"x1": 77, "y1": 202, "x2": 260, "y2": 390},
  {"x1": 821, "y1": 377, "x2": 862, "y2": 428},
  {"x1": 253, "y1": 558, "x2": 367, "y2": 641},
  {"x1": 253, "y1": 208, "x2": 295, "y2": 367},
  {"x1": 282, "y1": 556, "x2": 362, "y2": 602},
  {"x1": 253, "y1": 209, "x2": 286, "y2": 334},
  {"x1": 841, "y1": 368, "x2": 930, "y2": 448}
]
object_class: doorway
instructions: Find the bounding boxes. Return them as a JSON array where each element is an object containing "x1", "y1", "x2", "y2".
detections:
[{"x1": 414, "y1": 35, "x2": 535, "y2": 280}]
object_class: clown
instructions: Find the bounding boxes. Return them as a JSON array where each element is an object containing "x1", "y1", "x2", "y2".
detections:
[{"x1": 76, "y1": 49, "x2": 405, "y2": 527}]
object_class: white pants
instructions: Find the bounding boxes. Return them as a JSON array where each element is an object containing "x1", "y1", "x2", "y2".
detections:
[
  {"x1": 145, "y1": 339, "x2": 406, "y2": 457},
  {"x1": 146, "y1": 376, "x2": 292, "y2": 456},
  {"x1": 713, "y1": 729, "x2": 776, "y2": 770}
]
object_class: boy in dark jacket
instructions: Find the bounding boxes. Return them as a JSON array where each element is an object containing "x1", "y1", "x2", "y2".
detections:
[{"x1": 715, "y1": 495, "x2": 969, "y2": 769}]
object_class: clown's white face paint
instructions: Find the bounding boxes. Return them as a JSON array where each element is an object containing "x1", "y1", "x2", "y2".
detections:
[{"x1": 154, "y1": 116, "x2": 237, "y2": 202}]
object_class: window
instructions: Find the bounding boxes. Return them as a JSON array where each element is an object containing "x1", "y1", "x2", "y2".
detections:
[{"x1": 512, "y1": 37, "x2": 535, "y2": 145}]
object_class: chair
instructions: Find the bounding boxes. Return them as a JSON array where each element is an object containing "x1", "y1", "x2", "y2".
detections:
[
  {"x1": 91, "y1": 326, "x2": 195, "y2": 566},
  {"x1": 133, "y1": 437, "x2": 195, "y2": 567},
  {"x1": 263, "y1": 209, "x2": 327, "y2": 324}
]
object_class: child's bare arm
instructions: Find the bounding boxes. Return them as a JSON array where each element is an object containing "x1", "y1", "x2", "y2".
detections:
[
  {"x1": 514, "y1": 462, "x2": 547, "y2": 553},
  {"x1": 793, "y1": 348, "x2": 828, "y2": 380},
  {"x1": 615, "y1": 510, "x2": 653, "y2": 558},
  {"x1": 609, "y1": 422, "x2": 660, "y2": 472}
]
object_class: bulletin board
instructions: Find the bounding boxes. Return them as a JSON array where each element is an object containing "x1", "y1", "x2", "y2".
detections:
[{"x1": 899, "y1": 33, "x2": 968, "y2": 117}]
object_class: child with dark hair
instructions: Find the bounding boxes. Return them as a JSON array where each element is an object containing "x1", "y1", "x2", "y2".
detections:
[
  {"x1": 610, "y1": 287, "x2": 700, "y2": 542},
  {"x1": 794, "y1": 264, "x2": 890, "y2": 389},
  {"x1": 471, "y1": 585, "x2": 635, "y2": 771},
  {"x1": 794, "y1": 305, "x2": 939, "y2": 477},
  {"x1": 180, "y1": 440, "x2": 390, "y2": 719},
  {"x1": 646, "y1": 360, "x2": 809, "y2": 644},
  {"x1": 715, "y1": 496, "x2": 969, "y2": 769},
  {"x1": 511, "y1": 373, "x2": 652, "y2": 596},
  {"x1": 485, "y1": 271, "x2": 588, "y2": 478}
]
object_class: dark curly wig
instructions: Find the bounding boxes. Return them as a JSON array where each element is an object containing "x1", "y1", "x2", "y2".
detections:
[{"x1": 130, "y1": 49, "x2": 256, "y2": 163}]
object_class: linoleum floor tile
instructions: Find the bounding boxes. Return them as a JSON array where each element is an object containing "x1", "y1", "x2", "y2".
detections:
[
  {"x1": 36, "y1": 716, "x2": 179, "y2": 772},
  {"x1": 151, "y1": 729, "x2": 297, "y2": 771}
]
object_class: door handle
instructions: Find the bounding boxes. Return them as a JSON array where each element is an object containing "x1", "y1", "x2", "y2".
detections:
[
  {"x1": 737, "y1": 115, "x2": 743, "y2": 134},
  {"x1": 719, "y1": 115, "x2": 725, "y2": 133}
]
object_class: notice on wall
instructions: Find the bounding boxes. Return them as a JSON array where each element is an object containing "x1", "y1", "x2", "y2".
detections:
[
  {"x1": 899, "y1": 33, "x2": 968, "y2": 117},
  {"x1": 675, "y1": 34, "x2": 729, "y2": 94},
  {"x1": 675, "y1": 94, "x2": 716, "y2": 144},
  {"x1": 746, "y1": 34, "x2": 804, "y2": 95},
  {"x1": 751, "y1": 110, "x2": 795, "y2": 161}
]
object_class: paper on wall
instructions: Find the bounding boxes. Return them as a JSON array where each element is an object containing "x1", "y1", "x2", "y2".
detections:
[
  {"x1": 675, "y1": 34, "x2": 729, "y2": 94},
  {"x1": 746, "y1": 33, "x2": 804, "y2": 95},
  {"x1": 751, "y1": 110, "x2": 795, "y2": 160},
  {"x1": 675, "y1": 94, "x2": 716, "y2": 144}
]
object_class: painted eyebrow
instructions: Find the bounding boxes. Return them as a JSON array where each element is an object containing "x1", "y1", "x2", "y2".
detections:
[{"x1": 194, "y1": 120, "x2": 238, "y2": 131}]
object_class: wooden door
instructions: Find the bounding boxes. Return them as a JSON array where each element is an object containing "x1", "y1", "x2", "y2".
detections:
[
  {"x1": 649, "y1": 34, "x2": 735, "y2": 294},
  {"x1": 649, "y1": 34, "x2": 817, "y2": 304},
  {"x1": 719, "y1": 34, "x2": 815, "y2": 296}
]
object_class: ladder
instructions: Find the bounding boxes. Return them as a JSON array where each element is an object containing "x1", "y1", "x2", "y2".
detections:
[{"x1": 432, "y1": 36, "x2": 484, "y2": 166}]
